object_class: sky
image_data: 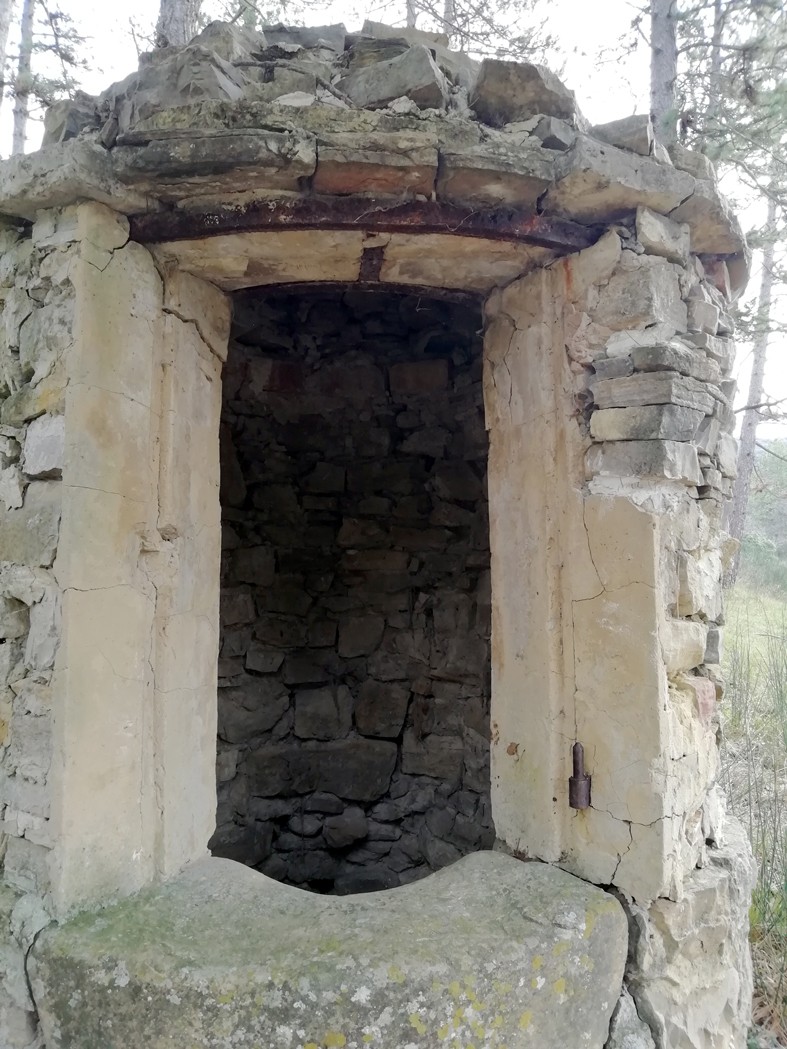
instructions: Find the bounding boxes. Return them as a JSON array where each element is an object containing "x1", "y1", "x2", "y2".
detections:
[{"x1": 7, "y1": 0, "x2": 786, "y2": 437}]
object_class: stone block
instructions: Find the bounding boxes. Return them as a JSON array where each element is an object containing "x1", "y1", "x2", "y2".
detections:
[
  {"x1": 217, "y1": 681, "x2": 289, "y2": 743},
  {"x1": 684, "y1": 332, "x2": 735, "y2": 373},
  {"x1": 686, "y1": 298, "x2": 719, "y2": 334},
  {"x1": 323, "y1": 807, "x2": 368, "y2": 848},
  {"x1": 716, "y1": 433, "x2": 738, "y2": 477},
  {"x1": 355, "y1": 679, "x2": 410, "y2": 738},
  {"x1": 230, "y1": 546, "x2": 275, "y2": 586},
  {"x1": 590, "y1": 405, "x2": 703, "y2": 442},
  {"x1": 220, "y1": 587, "x2": 256, "y2": 626},
  {"x1": 630, "y1": 343, "x2": 719, "y2": 383},
  {"x1": 606, "y1": 989, "x2": 656, "y2": 1049},
  {"x1": 705, "y1": 625, "x2": 722, "y2": 664},
  {"x1": 675, "y1": 550, "x2": 722, "y2": 619},
  {"x1": 437, "y1": 136, "x2": 555, "y2": 207},
  {"x1": 21, "y1": 414, "x2": 65, "y2": 479},
  {"x1": 29, "y1": 853, "x2": 627, "y2": 1049},
  {"x1": 533, "y1": 116, "x2": 575, "y2": 150},
  {"x1": 402, "y1": 728, "x2": 463, "y2": 782},
  {"x1": 545, "y1": 136, "x2": 696, "y2": 223},
  {"x1": 248, "y1": 739, "x2": 397, "y2": 801},
  {"x1": 660, "y1": 618, "x2": 707, "y2": 674},
  {"x1": 592, "y1": 254, "x2": 687, "y2": 334},
  {"x1": 586, "y1": 440, "x2": 703, "y2": 486},
  {"x1": 667, "y1": 142, "x2": 715, "y2": 181},
  {"x1": 264, "y1": 23, "x2": 347, "y2": 51},
  {"x1": 670, "y1": 178, "x2": 746, "y2": 255},
  {"x1": 337, "y1": 615, "x2": 385, "y2": 657},
  {"x1": 592, "y1": 356, "x2": 633, "y2": 380},
  {"x1": 636, "y1": 206, "x2": 690, "y2": 263},
  {"x1": 593, "y1": 114, "x2": 653, "y2": 156},
  {"x1": 337, "y1": 45, "x2": 449, "y2": 110},
  {"x1": 313, "y1": 131, "x2": 438, "y2": 196},
  {"x1": 0, "y1": 482, "x2": 60, "y2": 567},
  {"x1": 293, "y1": 685, "x2": 352, "y2": 740},
  {"x1": 591, "y1": 372, "x2": 715, "y2": 414},
  {"x1": 470, "y1": 59, "x2": 577, "y2": 126},
  {"x1": 244, "y1": 643, "x2": 284, "y2": 674},
  {"x1": 24, "y1": 588, "x2": 61, "y2": 671}
]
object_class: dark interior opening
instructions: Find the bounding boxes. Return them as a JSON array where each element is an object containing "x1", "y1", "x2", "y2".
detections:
[{"x1": 211, "y1": 284, "x2": 493, "y2": 894}]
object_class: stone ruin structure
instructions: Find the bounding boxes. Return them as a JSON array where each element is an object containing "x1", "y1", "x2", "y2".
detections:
[{"x1": 0, "y1": 17, "x2": 756, "y2": 1049}]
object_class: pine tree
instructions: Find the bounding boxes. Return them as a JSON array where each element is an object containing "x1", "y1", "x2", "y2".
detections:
[{"x1": 156, "y1": 0, "x2": 201, "y2": 48}]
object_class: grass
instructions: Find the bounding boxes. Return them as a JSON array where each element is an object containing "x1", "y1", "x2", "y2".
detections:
[{"x1": 723, "y1": 586, "x2": 787, "y2": 1041}]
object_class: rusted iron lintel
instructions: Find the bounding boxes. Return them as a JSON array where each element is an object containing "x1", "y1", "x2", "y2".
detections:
[{"x1": 130, "y1": 197, "x2": 602, "y2": 253}]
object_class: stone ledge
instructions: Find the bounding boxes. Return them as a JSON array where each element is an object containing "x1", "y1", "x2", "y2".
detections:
[{"x1": 29, "y1": 851, "x2": 627, "y2": 1049}]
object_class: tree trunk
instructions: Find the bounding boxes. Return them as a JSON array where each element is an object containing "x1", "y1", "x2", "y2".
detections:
[
  {"x1": 155, "y1": 0, "x2": 201, "y2": 48},
  {"x1": 0, "y1": 0, "x2": 15, "y2": 119},
  {"x1": 725, "y1": 193, "x2": 778, "y2": 586},
  {"x1": 406, "y1": 0, "x2": 416, "y2": 28},
  {"x1": 11, "y1": 0, "x2": 33, "y2": 155},
  {"x1": 650, "y1": 0, "x2": 678, "y2": 145},
  {"x1": 442, "y1": 0, "x2": 455, "y2": 46}
]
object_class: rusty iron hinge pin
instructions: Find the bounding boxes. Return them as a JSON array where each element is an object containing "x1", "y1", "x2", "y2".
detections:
[{"x1": 569, "y1": 742, "x2": 591, "y2": 810}]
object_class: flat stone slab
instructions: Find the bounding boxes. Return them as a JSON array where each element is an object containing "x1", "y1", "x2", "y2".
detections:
[{"x1": 30, "y1": 851, "x2": 627, "y2": 1048}]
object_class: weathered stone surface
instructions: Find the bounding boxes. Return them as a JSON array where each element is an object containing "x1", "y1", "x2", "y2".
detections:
[
  {"x1": 21, "y1": 414, "x2": 64, "y2": 479},
  {"x1": 248, "y1": 740, "x2": 397, "y2": 800},
  {"x1": 264, "y1": 23, "x2": 347, "y2": 51},
  {"x1": 545, "y1": 136, "x2": 695, "y2": 223},
  {"x1": 323, "y1": 807, "x2": 368, "y2": 848},
  {"x1": 636, "y1": 206, "x2": 690, "y2": 263},
  {"x1": 630, "y1": 343, "x2": 719, "y2": 383},
  {"x1": 30, "y1": 852, "x2": 627, "y2": 1049},
  {"x1": 670, "y1": 179, "x2": 746, "y2": 255},
  {"x1": 592, "y1": 373, "x2": 716, "y2": 414},
  {"x1": 470, "y1": 59, "x2": 577, "y2": 126},
  {"x1": 0, "y1": 482, "x2": 60, "y2": 567},
  {"x1": 590, "y1": 405, "x2": 703, "y2": 442},
  {"x1": 660, "y1": 619, "x2": 707, "y2": 674},
  {"x1": 112, "y1": 131, "x2": 316, "y2": 200},
  {"x1": 337, "y1": 45, "x2": 449, "y2": 110},
  {"x1": 313, "y1": 130, "x2": 437, "y2": 196},
  {"x1": 586, "y1": 440, "x2": 703, "y2": 485},
  {"x1": 675, "y1": 550, "x2": 722, "y2": 619},
  {"x1": 592, "y1": 253, "x2": 687, "y2": 335},
  {"x1": 294, "y1": 685, "x2": 352, "y2": 740},
  {"x1": 593, "y1": 115, "x2": 653, "y2": 156},
  {"x1": 605, "y1": 989, "x2": 656, "y2": 1049},
  {"x1": 628, "y1": 817, "x2": 754, "y2": 1049},
  {"x1": 437, "y1": 135, "x2": 555, "y2": 207},
  {"x1": 42, "y1": 93, "x2": 98, "y2": 147},
  {"x1": 716, "y1": 432, "x2": 738, "y2": 477},
  {"x1": 355, "y1": 680, "x2": 410, "y2": 738},
  {"x1": 667, "y1": 142, "x2": 715, "y2": 181},
  {"x1": 402, "y1": 729, "x2": 464, "y2": 782}
]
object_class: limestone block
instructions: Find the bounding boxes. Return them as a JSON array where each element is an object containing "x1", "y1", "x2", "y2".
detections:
[
  {"x1": 337, "y1": 614, "x2": 385, "y2": 657},
  {"x1": 705, "y1": 625, "x2": 722, "y2": 664},
  {"x1": 0, "y1": 466, "x2": 24, "y2": 511},
  {"x1": 313, "y1": 130, "x2": 438, "y2": 196},
  {"x1": 668, "y1": 142, "x2": 715, "y2": 181},
  {"x1": 218, "y1": 682, "x2": 289, "y2": 743},
  {"x1": 628, "y1": 816, "x2": 754, "y2": 1049},
  {"x1": 0, "y1": 138, "x2": 152, "y2": 222},
  {"x1": 630, "y1": 343, "x2": 719, "y2": 383},
  {"x1": 533, "y1": 115, "x2": 575, "y2": 150},
  {"x1": 590, "y1": 405, "x2": 703, "y2": 442},
  {"x1": 29, "y1": 853, "x2": 627, "y2": 1049},
  {"x1": 685, "y1": 332, "x2": 735, "y2": 373},
  {"x1": 686, "y1": 297, "x2": 719, "y2": 334},
  {"x1": 586, "y1": 440, "x2": 703, "y2": 486},
  {"x1": 18, "y1": 299, "x2": 74, "y2": 386},
  {"x1": 337, "y1": 45, "x2": 449, "y2": 110},
  {"x1": 24, "y1": 588, "x2": 61, "y2": 671},
  {"x1": 636, "y1": 206, "x2": 690, "y2": 263},
  {"x1": 355, "y1": 680, "x2": 410, "y2": 738},
  {"x1": 675, "y1": 550, "x2": 722, "y2": 619},
  {"x1": 0, "y1": 482, "x2": 60, "y2": 567},
  {"x1": 606, "y1": 989, "x2": 656, "y2": 1049},
  {"x1": 545, "y1": 136, "x2": 696, "y2": 223},
  {"x1": 592, "y1": 356, "x2": 633, "y2": 380},
  {"x1": 660, "y1": 619, "x2": 707, "y2": 674},
  {"x1": 162, "y1": 268, "x2": 231, "y2": 362},
  {"x1": 591, "y1": 373, "x2": 715, "y2": 414},
  {"x1": 361, "y1": 19, "x2": 448, "y2": 49},
  {"x1": 41, "y1": 94, "x2": 98, "y2": 147},
  {"x1": 670, "y1": 178, "x2": 746, "y2": 256},
  {"x1": 293, "y1": 685, "x2": 352, "y2": 740},
  {"x1": 592, "y1": 254, "x2": 687, "y2": 335},
  {"x1": 437, "y1": 135, "x2": 555, "y2": 207},
  {"x1": 248, "y1": 739, "x2": 397, "y2": 801},
  {"x1": 112, "y1": 131, "x2": 317, "y2": 201},
  {"x1": 470, "y1": 59, "x2": 577, "y2": 125},
  {"x1": 593, "y1": 114, "x2": 653, "y2": 156},
  {"x1": 0, "y1": 369, "x2": 66, "y2": 428},
  {"x1": 716, "y1": 433, "x2": 738, "y2": 477},
  {"x1": 264, "y1": 23, "x2": 347, "y2": 51},
  {"x1": 323, "y1": 808, "x2": 368, "y2": 848},
  {"x1": 190, "y1": 20, "x2": 266, "y2": 63},
  {"x1": 0, "y1": 596, "x2": 27, "y2": 639},
  {"x1": 605, "y1": 325, "x2": 678, "y2": 358},
  {"x1": 21, "y1": 414, "x2": 64, "y2": 479}
]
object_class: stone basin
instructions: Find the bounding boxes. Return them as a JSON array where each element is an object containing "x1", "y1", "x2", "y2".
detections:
[{"x1": 29, "y1": 851, "x2": 626, "y2": 1049}]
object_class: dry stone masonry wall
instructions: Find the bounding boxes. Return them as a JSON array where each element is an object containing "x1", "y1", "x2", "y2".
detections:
[{"x1": 214, "y1": 288, "x2": 493, "y2": 893}]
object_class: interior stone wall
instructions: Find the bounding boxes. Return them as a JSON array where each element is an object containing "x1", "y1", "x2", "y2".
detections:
[{"x1": 213, "y1": 287, "x2": 494, "y2": 893}]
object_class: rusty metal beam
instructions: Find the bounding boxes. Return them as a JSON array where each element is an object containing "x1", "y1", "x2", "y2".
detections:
[{"x1": 130, "y1": 197, "x2": 601, "y2": 253}]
